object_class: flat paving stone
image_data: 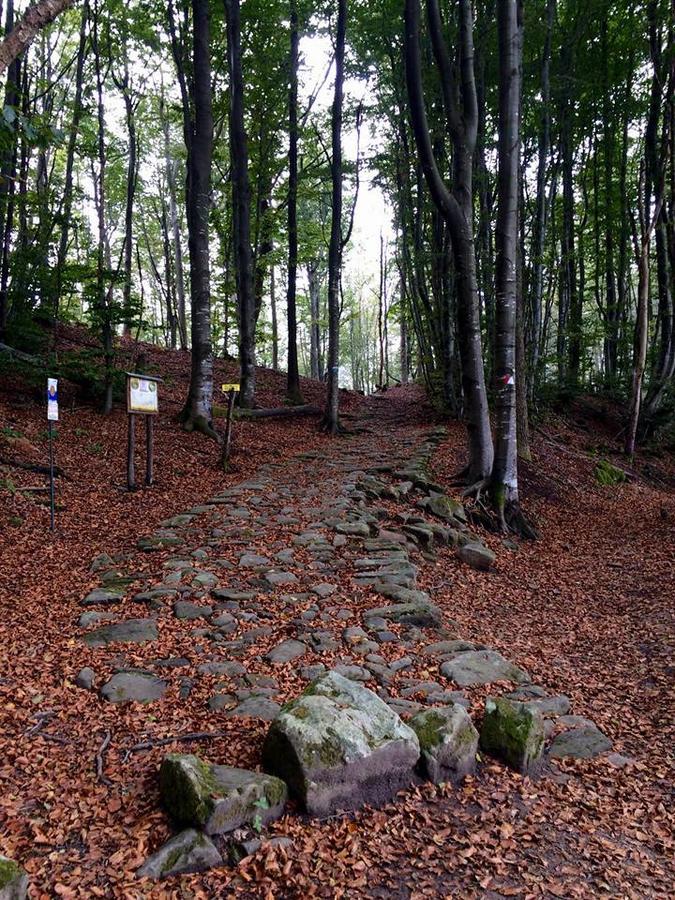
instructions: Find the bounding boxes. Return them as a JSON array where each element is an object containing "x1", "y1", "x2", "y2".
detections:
[
  {"x1": 100, "y1": 671, "x2": 166, "y2": 703},
  {"x1": 226, "y1": 696, "x2": 281, "y2": 720},
  {"x1": 266, "y1": 639, "x2": 307, "y2": 664},
  {"x1": 82, "y1": 618, "x2": 158, "y2": 647},
  {"x1": 440, "y1": 649, "x2": 530, "y2": 687}
]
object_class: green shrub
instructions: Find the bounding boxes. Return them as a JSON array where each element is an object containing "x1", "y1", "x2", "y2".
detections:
[{"x1": 594, "y1": 458, "x2": 627, "y2": 486}]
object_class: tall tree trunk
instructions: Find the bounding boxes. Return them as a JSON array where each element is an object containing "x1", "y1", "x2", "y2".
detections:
[
  {"x1": 116, "y1": 56, "x2": 137, "y2": 339},
  {"x1": 92, "y1": 0, "x2": 113, "y2": 414},
  {"x1": 181, "y1": 0, "x2": 215, "y2": 436},
  {"x1": 491, "y1": 0, "x2": 522, "y2": 527},
  {"x1": 404, "y1": 0, "x2": 493, "y2": 483},
  {"x1": 270, "y1": 262, "x2": 278, "y2": 371},
  {"x1": 308, "y1": 261, "x2": 322, "y2": 379},
  {"x1": 225, "y1": 0, "x2": 256, "y2": 408},
  {"x1": 52, "y1": 0, "x2": 87, "y2": 323},
  {"x1": 323, "y1": 0, "x2": 346, "y2": 434},
  {"x1": 161, "y1": 90, "x2": 187, "y2": 350},
  {"x1": 286, "y1": 0, "x2": 302, "y2": 402},
  {"x1": 528, "y1": 0, "x2": 554, "y2": 399},
  {"x1": 400, "y1": 302, "x2": 409, "y2": 384}
]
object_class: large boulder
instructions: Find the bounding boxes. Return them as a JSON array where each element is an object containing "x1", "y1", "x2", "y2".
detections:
[
  {"x1": 479, "y1": 697, "x2": 545, "y2": 775},
  {"x1": 440, "y1": 649, "x2": 530, "y2": 687},
  {"x1": 136, "y1": 829, "x2": 222, "y2": 880},
  {"x1": 409, "y1": 705, "x2": 478, "y2": 784},
  {"x1": 159, "y1": 754, "x2": 287, "y2": 835},
  {"x1": 262, "y1": 670, "x2": 420, "y2": 817},
  {"x1": 0, "y1": 856, "x2": 27, "y2": 900}
]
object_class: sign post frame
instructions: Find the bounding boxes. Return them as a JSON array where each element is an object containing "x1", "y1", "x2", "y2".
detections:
[
  {"x1": 125, "y1": 373, "x2": 161, "y2": 491},
  {"x1": 220, "y1": 383, "x2": 240, "y2": 468},
  {"x1": 46, "y1": 377, "x2": 58, "y2": 531}
]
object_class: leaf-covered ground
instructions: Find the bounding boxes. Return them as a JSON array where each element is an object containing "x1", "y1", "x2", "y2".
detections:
[{"x1": 0, "y1": 335, "x2": 673, "y2": 898}]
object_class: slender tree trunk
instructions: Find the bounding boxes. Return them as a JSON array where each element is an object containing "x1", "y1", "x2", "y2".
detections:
[
  {"x1": 400, "y1": 303, "x2": 409, "y2": 384},
  {"x1": 491, "y1": 0, "x2": 522, "y2": 527},
  {"x1": 161, "y1": 92, "x2": 187, "y2": 350},
  {"x1": 225, "y1": 0, "x2": 256, "y2": 408},
  {"x1": 92, "y1": 1, "x2": 113, "y2": 414},
  {"x1": 308, "y1": 261, "x2": 322, "y2": 379},
  {"x1": 404, "y1": 0, "x2": 493, "y2": 482},
  {"x1": 181, "y1": 0, "x2": 215, "y2": 436},
  {"x1": 52, "y1": 0, "x2": 87, "y2": 323},
  {"x1": 528, "y1": 0, "x2": 554, "y2": 399},
  {"x1": 286, "y1": 0, "x2": 302, "y2": 402},
  {"x1": 323, "y1": 0, "x2": 346, "y2": 434},
  {"x1": 270, "y1": 263, "x2": 278, "y2": 371},
  {"x1": 117, "y1": 58, "x2": 137, "y2": 339}
]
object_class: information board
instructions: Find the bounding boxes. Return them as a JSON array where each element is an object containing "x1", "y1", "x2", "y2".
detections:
[{"x1": 127, "y1": 375, "x2": 159, "y2": 414}]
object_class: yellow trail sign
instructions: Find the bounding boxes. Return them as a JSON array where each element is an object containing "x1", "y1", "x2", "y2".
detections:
[{"x1": 221, "y1": 383, "x2": 241, "y2": 393}]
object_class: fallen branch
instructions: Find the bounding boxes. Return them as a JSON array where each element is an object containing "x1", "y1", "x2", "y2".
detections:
[
  {"x1": 0, "y1": 341, "x2": 41, "y2": 363},
  {"x1": 124, "y1": 730, "x2": 226, "y2": 757},
  {"x1": 96, "y1": 730, "x2": 112, "y2": 786},
  {"x1": 234, "y1": 404, "x2": 322, "y2": 420},
  {"x1": 0, "y1": 456, "x2": 67, "y2": 478}
]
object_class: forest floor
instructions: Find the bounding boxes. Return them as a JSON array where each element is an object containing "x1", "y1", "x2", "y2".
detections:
[{"x1": 0, "y1": 332, "x2": 673, "y2": 899}]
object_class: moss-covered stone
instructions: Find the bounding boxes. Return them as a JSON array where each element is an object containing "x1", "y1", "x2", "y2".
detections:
[
  {"x1": 136, "y1": 829, "x2": 222, "y2": 880},
  {"x1": 262, "y1": 670, "x2": 420, "y2": 817},
  {"x1": 409, "y1": 705, "x2": 478, "y2": 784},
  {"x1": 159, "y1": 754, "x2": 287, "y2": 835},
  {"x1": 480, "y1": 697, "x2": 544, "y2": 775},
  {"x1": 0, "y1": 855, "x2": 28, "y2": 899}
]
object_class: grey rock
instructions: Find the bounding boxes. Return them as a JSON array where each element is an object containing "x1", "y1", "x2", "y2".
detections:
[
  {"x1": 312, "y1": 583, "x2": 338, "y2": 598},
  {"x1": 420, "y1": 492, "x2": 467, "y2": 523},
  {"x1": 198, "y1": 660, "x2": 246, "y2": 677},
  {"x1": 75, "y1": 667, "x2": 95, "y2": 690},
  {"x1": 81, "y1": 586, "x2": 125, "y2": 607},
  {"x1": 335, "y1": 521, "x2": 370, "y2": 537},
  {"x1": 266, "y1": 639, "x2": 307, "y2": 664},
  {"x1": 333, "y1": 664, "x2": 371, "y2": 682},
  {"x1": 100, "y1": 671, "x2": 167, "y2": 704},
  {"x1": 262, "y1": 670, "x2": 420, "y2": 817},
  {"x1": 239, "y1": 553, "x2": 271, "y2": 568},
  {"x1": 440, "y1": 649, "x2": 530, "y2": 687},
  {"x1": 208, "y1": 693, "x2": 237, "y2": 711},
  {"x1": 457, "y1": 543, "x2": 496, "y2": 571},
  {"x1": 0, "y1": 855, "x2": 28, "y2": 900},
  {"x1": 480, "y1": 696, "x2": 545, "y2": 775},
  {"x1": 365, "y1": 599, "x2": 441, "y2": 629},
  {"x1": 159, "y1": 754, "x2": 287, "y2": 835},
  {"x1": 78, "y1": 610, "x2": 119, "y2": 628},
  {"x1": 301, "y1": 664, "x2": 326, "y2": 680},
  {"x1": 174, "y1": 600, "x2": 213, "y2": 620},
  {"x1": 265, "y1": 571, "x2": 298, "y2": 586},
  {"x1": 82, "y1": 618, "x2": 158, "y2": 647},
  {"x1": 410, "y1": 705, "x2": 478, "y2": 783},
  {"x1": 422, "y1": 640, "x2": 476, "y2": 656},
  {"x1": 212, "y1": 588, "x2": 256, "y2": 602},
  {"x1": 227, "y1": 697, "x2": 281, "y2": 720},
  {"x1": 548, "y1": 725, "x2": 613, "y2": 759}
]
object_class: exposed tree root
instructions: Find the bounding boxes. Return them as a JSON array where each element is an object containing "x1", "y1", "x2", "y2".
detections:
[
  {"x1": 461, "y1": 477, "x2": 490, "y2": 503},
  {"x1": 180, "y1": 413, "x2": 221, "y2": 442}
]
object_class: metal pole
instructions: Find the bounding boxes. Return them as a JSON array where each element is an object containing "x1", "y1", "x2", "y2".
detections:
[
  {"x1": 222, "y1": 390, "x2": 236, "y2": 465},
  {"x1": 127, "y1": 413, "x2": 136, "y2": 490},
  {"x1": 48, "y1": 420, "x2": 55, "y2": 532},
  {"x1": 145, "y1": 415, "x2": 154, "y2": 486}
]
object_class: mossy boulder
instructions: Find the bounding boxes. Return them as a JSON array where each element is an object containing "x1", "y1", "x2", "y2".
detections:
[
  {"x1": 480, "y1": 697, "x2": 545, "y2": 775},
  {"x1": 262, "y1": 670, "x2": 420, "y2": 817},
  {"x1": 136, "y1": 829, "x2": 222, "y2": 880},
  {"x1": 457, "y1": 543, "x2": 496, "y2": 571},
  {"x1": 409, "y1": 705, "x2": 478, "y2": 784},
  {"x1": 159, "y1": 754, "x2": 287, "y2": 835},
  {"x1": 0, "y1": 855, "x2": 28, "y2": 900},
  {"x1": 421, "y1": 492, "x2": 467, "y2": 524}
]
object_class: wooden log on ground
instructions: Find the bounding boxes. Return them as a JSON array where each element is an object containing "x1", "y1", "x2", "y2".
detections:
[
  {"x1": 0, "y1": 456, "x2": 67, "y2": 477},
  {"x1": 234, "y1": 404, "x2": 322, "y2": 420}
]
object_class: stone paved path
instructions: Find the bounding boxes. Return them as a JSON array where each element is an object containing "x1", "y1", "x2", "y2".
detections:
[{"x1": 74, "y1": 399, "x2": 612, "y2": 767}]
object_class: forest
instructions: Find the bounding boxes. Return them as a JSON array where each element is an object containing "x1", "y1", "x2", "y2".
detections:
[{"x1": 0, "y1": 0, "x2": 673, "y2": 897}]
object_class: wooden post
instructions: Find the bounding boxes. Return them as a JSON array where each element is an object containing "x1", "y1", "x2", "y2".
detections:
[
  {"x1": 145, "y1": 415, "x2": 154, "y2": 486},
  {"x1": 48, "y1": 420, "x2": 55, "y2": 531},
  {"x1": 221, "y1": 390, "x2": 236, "y2": 467},
  {"x1": 127, "y1": 413, "x2": 136, "y2": 490}
]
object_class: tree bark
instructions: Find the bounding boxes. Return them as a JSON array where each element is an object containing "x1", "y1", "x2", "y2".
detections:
[
  {"x1": 404, "y1": 0, "x2": 493, "y2": 482},
  {"x1": 323, "y1": 0, "x2": 346, "y2": 434},
  {"x1": 0, "y1": 0, "x2": 73, "y2": 77},
  {"x1": 491, "y1": 0, "x2": 522, "y2": 525},
  {"x1": 286, "y1": 0, "x2": 302, "y2": 402},
  {"x1": 181, "y1": 0, "x2": 215, "y2": 436},
  {"x1": 224, "y1": 0, "x2": 256, "y2": 408}
]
